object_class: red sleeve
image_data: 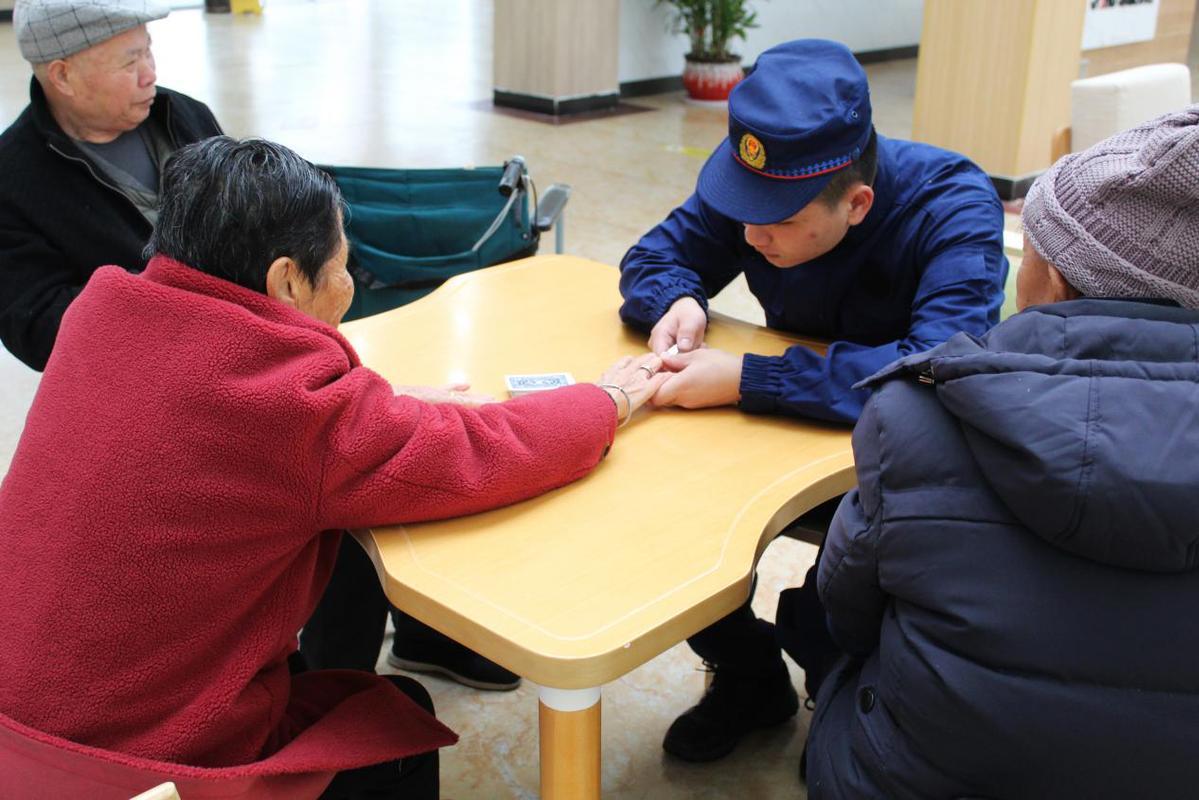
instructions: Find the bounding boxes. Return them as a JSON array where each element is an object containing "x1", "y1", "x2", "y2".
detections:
[{"x1": 313, "y1": 370, "x2": 617, "y2": 529}]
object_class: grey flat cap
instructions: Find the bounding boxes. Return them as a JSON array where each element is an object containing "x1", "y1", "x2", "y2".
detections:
[{"x1": 14, "y1": 0, "x2": 169, "y2": 63}]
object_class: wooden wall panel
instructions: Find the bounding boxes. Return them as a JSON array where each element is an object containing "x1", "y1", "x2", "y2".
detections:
[
  {"x1": 913, "y1": 0, "x2": 1085, "y2": 178},
  {"x1": 494, "y1": 0, "x2": 619, "y2": 100},
  {"x1": 1015, "y1": 1, "x2": 1092, "y2": 174}
]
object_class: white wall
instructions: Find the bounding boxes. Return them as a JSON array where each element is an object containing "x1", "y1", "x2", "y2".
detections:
[{"x1": 619, "y1": 0, "x2": 925, "y2": 83}]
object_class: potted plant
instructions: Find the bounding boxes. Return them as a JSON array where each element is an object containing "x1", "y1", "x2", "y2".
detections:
[{"x1": 659, "y1": 0, "x2": 760, "y2": 103}]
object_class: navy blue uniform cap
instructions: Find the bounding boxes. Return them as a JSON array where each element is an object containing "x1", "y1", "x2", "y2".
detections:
[{"x1": 697, "y1": 39, "x2": 873, "y2": 225}]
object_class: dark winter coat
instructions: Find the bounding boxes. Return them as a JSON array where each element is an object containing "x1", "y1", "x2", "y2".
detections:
[
  {"x1": 807, "y1": 299, "x2": 1199, "y2": 799},
  {"x1": 0, "y1": 78, "x2": 222, "y2": 370}
]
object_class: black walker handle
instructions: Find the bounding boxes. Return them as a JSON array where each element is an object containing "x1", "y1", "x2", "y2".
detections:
[{"x1": 498, "y1": 156, "x2": 526, "y2": 197}]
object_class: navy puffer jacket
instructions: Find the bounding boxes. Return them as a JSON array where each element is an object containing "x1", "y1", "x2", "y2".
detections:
[{"x1": 805, "y1": 299, "x2": 1199, "y2": 800}]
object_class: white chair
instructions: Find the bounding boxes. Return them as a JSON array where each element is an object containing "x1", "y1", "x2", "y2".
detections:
[{"x1": 1051, "y1": 63, "x2": 1192, "y2": 162}]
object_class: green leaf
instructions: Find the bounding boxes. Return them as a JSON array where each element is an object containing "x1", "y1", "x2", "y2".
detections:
[{"x1": 655, "y1": 0, "x2": 762, "y2": 61}]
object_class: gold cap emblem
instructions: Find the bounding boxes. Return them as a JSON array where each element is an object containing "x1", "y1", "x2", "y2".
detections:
[{"x1": 739, "y1": 133, "x2": 767, "y2": 169}]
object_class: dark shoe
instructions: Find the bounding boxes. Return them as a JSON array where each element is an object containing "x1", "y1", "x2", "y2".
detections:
[
  {"x1": 388, "y1": 625, "x2": 520, "y2": 691},
  {"x1": 662, "y1": 663, "x2": 799, "y2": 762}
]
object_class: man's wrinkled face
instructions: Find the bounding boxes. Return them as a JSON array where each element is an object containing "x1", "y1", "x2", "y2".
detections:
[{"x1": 64, "y1": 25, "x2": 158, "y2": 136}]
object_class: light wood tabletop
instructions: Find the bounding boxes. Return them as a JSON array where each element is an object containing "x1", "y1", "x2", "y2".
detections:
[{"x1": 341, "y1": 254, "x2": 855, "y2": 798}]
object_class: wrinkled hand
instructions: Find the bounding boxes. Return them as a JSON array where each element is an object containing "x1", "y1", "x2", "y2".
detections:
[
  {"x1": 393, "y1": 382, "x2": 496, "y2": 407},
  {"x1": 648, "y1": 296, "x2": 707, "y2": 355},
  {"x1": 651, "y1": 348, "x2": 742, "y2": 409},
  {"x1": 596, "y1": 353, "x2": 671, "y2": 425}
]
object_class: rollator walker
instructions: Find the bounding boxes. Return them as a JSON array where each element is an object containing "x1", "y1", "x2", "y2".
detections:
[{"x1": 323, "y1": 157, "x2": 570, "y2": 321}]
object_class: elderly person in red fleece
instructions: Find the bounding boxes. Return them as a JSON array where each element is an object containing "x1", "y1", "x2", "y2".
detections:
[{"x1": 0, "y1": 136, "x2": 666, "y2": 800}]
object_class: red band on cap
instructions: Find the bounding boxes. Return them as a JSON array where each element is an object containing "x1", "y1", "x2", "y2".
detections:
[{"x1": 733, "y1": 155, "x2": 854, "y2": 181}]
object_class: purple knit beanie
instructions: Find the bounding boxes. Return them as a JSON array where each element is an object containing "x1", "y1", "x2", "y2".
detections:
[{"x1": 1022, "y1": 105, "x2": 1199, "y2": 309}]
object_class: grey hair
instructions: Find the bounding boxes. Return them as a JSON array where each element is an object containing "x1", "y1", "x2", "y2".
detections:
[{"x1": 146, "y1": 136, "x2": 347, "y2": 292}]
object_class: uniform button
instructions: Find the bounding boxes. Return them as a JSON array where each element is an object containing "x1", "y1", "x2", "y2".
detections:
[{"x1": 858, "y1": 687, "x2": 876, "y2": 713}]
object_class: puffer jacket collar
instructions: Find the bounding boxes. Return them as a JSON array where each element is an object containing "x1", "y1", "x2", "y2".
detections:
[{"x1": 860, "y1": 298, "x2": 1199, "y2": 572}]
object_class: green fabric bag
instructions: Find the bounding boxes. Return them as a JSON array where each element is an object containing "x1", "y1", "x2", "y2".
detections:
[{"x1": 323, "y1": 165, "x2": 537, "y2": 321}]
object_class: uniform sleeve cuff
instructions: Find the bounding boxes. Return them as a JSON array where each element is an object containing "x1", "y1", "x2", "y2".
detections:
[
  {"x1": 650, "y1": 285, "x2": 709, "y2": 323},
  {"x1": 738, "y1": 353, "x2": 784, "y2": 415}
]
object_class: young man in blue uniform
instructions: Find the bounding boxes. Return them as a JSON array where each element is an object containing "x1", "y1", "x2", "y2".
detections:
[{"x1": 618, "y1": 39, "x2": 1008, "y2": 761}]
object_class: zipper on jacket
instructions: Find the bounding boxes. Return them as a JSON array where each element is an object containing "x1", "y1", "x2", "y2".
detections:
[
  {"x1": 47, "y1": 142, "x2": 148, "y2": 220},
  {"x1": 917, "y1": 365, "x2": 936, "y2": 385},
  {"x1": 44, "y1": 93, "x2": 177, "y2": 220},
  {"x1": 164, "y1": 97, "x2": 179, "y2": 149}
]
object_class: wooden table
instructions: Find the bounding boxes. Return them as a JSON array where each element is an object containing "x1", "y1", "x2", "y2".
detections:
[{"x1": 341, "y1": 255, "x2": 855, "y2": 799}]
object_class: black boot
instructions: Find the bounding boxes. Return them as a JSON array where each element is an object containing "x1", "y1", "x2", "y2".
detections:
[
  {"x1": 388, "y1": 611, "x2": 520, "y2": 691},
  {"x1": 662, "y1": 662, "x2": 799, "y2": 762}
]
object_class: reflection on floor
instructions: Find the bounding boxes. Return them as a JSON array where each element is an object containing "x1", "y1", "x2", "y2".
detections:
[{"x1": 2, "y1": 2, "x2": 1183, "y2": 797}]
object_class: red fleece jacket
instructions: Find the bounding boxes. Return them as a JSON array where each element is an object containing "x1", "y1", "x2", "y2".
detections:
[{"x1": 0, "y1": 257, "x2": 615, "y2": 775}]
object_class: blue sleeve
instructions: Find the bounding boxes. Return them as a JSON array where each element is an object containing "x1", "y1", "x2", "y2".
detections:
[
  {"x1": 618, "y1": 193, "x2": 744, "y2": 331},
  {"x1": 739, "y1": 200, "x2": 1007, "y2": 423}
]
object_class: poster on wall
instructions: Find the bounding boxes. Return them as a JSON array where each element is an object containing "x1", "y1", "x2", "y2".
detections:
[{"x1": 1082, "y1": 0, "x2": 1160, "y2": 50}]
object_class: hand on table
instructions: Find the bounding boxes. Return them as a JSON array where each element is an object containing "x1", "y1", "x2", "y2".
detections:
[
  {"x1": 596, "y1": 353, "x2": 671, "y2": 426},
  {"x1": 393, "y1": 383, "x2": 496, "y2": 407},
  {"x1": 651, "y1": 348, "x2": 743, "y2": 409},
  {"x1": 648, "y1": 296, "x2": 707, "y2": 355}
]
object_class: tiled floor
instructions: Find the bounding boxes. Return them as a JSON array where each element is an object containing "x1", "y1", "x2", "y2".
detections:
[{"x1": 0, "y1": 3, "x2": 1194, "y2": 798}]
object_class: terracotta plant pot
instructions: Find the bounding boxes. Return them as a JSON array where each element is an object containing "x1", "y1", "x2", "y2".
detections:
[{"x1": 682, "y1": 57, "x2": 744, "y2": 102}]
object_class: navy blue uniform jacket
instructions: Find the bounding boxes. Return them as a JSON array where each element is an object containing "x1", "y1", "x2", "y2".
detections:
[
  {"x1": 803, "y1": 299, "x2": 1199, "y2": 798},
  {"x1": 619, "y1": 135, "x2": 1007, "y2": 422}
]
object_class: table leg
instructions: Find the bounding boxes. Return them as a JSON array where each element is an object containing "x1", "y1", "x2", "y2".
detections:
[{"x1": 538, "y1": 686, "x2": 601, "y2": 800}]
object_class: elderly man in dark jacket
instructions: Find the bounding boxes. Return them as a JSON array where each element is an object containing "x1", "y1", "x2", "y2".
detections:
[
  {"x1": 0, "y1": 0, "x2": 223, "y2": 371},
  {"x1": 789, "y1": 106, "x2": 1199, "y2": 799}
]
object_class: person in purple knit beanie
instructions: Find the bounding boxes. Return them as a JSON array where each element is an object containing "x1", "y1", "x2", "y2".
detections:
[
  {"x1": 786, "y1": 105, "x2": 1199, "y2": 800},
  {"x1": 1018, "y1": 105, "x2": 1199, "y2": 310}
]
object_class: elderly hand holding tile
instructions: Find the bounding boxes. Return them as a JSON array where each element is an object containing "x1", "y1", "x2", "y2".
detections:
[{"x1": 596, "y1": 352, "x2": 671, "y2": 423}]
